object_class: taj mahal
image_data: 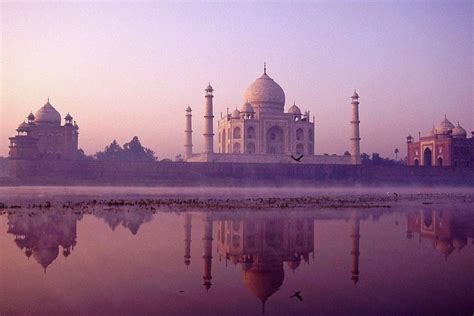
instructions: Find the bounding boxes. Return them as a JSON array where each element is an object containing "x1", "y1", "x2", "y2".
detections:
[{"x1": 185, "y1": 64, "x2": 361, "y2": 165}]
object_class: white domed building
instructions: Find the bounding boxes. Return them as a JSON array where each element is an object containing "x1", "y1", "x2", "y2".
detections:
[
  {"x1": 406, "y1": 115, "x2": 474, "y2": 167},
  {"x1": 9, "y1": 99, "x2": 79, "y2": 161},
  {"x1": 185, "y1": 65, "x2": 359, "y2": 164}
]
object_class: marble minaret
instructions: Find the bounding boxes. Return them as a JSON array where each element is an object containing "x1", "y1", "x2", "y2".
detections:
[
  {"x1": 204, "y1": 84, "x2": 214, "y2": 154},
  {"x1": 350, "y1": 90, "x2": 361, "y2": 165},
  {"x1": 184, "y1": 106, "x2": 193, "y2": 160}
]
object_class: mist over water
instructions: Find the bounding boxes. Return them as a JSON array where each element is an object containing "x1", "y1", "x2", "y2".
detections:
[{"x1": 1, "y1": 186, "x2": 473, "y2": 315}]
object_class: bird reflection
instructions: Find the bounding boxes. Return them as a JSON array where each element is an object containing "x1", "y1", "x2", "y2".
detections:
[{"x1": 406, "y1": 209, "x2": 474, "y2": 259}]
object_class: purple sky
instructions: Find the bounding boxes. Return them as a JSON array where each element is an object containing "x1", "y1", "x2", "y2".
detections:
[{"x1": 1, "y1": 2, "x2": 472, "y2": 159}]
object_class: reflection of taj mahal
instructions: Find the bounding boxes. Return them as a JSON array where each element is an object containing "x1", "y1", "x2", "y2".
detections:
[
  {"x1": 183, "y1": 212, "x2": 362, "y2": 311},
  {"x1": 185, "y1": 65, "x2": 361, "y2": 164}
]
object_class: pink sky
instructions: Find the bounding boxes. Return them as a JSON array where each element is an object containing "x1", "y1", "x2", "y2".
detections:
[{"x1": 1, "y1": 2, "x2": 472, "y2": 159}]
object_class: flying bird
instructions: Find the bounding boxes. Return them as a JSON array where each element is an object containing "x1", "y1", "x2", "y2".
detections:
[
  {"x1": 290, "y1": 291, "x2": 303, "y2": 301},
  {"x1": 291, "y1": 154, "x2": 304, "y2": 162}
]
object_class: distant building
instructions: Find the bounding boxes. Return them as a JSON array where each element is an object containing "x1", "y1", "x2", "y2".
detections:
[
  {"x1": 8, "y1": 99, "x2": 79, "y2": 161},
  {"x1": 185, "y1": 65, "x2": 360, "y2": 165},
  {"x1": 406, "y1": 116, "x2": 474, "y2": 167}
]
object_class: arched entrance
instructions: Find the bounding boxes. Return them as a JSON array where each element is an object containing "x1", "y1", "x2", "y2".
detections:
[
  {"x1": 266, "y1": 126, "x2": 284, "y2": 154},
  {"x1": 423, "y1": 148, "x2": 432, "y2": 166},
  {"x1": 438, "y1": 157, "x2": 443, "y2": 166},
  {"x1": 414, "y1": 159, "x2": 419, "y2": 166}
]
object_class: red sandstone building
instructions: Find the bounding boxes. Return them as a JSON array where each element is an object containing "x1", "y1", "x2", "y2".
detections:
[
  {"x1": 406, "y1": 116, "x2": 474, "y2": 167},
  {"x1": 9, "y1": 99, "x2": 79, "y2": 161}
]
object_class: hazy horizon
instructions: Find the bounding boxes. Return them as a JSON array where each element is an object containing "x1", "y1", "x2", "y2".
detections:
[{"x1": 1, "y1": 2, "x2": 472, "y2": 159}]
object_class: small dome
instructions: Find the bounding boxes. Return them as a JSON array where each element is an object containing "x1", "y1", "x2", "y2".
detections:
[
  {"x1": 17, "y1": 122, "x2": 31, "y2": 132},
  {"x1": 435, "y1": 116, "x2": 455, "y2": 135},
  {"x1": 244, "y1": 69, "x2": 285, "y2": 113},
  {"x1": 205, "y1": 83, "x2": 213, "y2": 92},
  {"x1": 231, "y1": 109, "x2": 241, "y2": 119},
  {"x1": 287, "y1": 103, "x2": 301, "y2": 115},
  {"x1": 64, "y1": 113, "x2": 73, "y2": 121},
  {"x1": 240, "y1": 102, "x2": 254, "y2": 113},
  {"x1": 35, "y1": 100, "x2": 61, "y2": 124},
  {"x1": 286, "y1": 259, "x2": 301, "y2": 270},
  {"x1": 185, "y1": 105, "x2": 192, "y2": 112},
  {"x1": 351, "y1": 90, "x2": 359, "y2": 99},
  {"x1": 452, "y1": 122, "x2": 467, "y2": 138},
  {"x1": 27, "y1": 112, "x2": 35, "y2": 121}
]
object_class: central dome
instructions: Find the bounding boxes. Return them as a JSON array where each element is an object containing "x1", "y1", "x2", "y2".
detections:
[
  {"x1": 35, "y1": 100, "x2": 61, "y2": 124},
  {"x1": 244, "y1": 70, "x2": 285, "y2": 113}
]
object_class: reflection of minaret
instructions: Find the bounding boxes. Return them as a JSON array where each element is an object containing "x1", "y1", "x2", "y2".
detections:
[
  {"x1": 184, "y1": 214, "x2": 192, "y2": 267},
  {"x1": 202, "y1": 217, "x2": 213, "y2": 291},
  {"x1": 350, "y1": 211, "x2": 361, "y2": 284}
]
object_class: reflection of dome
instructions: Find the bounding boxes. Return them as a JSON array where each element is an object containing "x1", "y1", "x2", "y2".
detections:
[
  {"x1": 243, "y1": 267, "x2": 284, "y2": 303},
  {"x1": 243, "y1": 257, "x2": 285, "y2": 306},
  {"x1": 435, "y1": 116, "x2": 455, "y2": 135},
  {"x1": 452, "y1": 123, "x2": 467, "y2": 139},
  {"x1": 231, "y1": 109, "x2": 241, "y2": 119},
  {"x1": 287, "y1": 103, "x2": 301, "y2": 115},
  {"x1": 244, "y1": 70, "x2": 285, "y2": 113},
  {"x1": 240, "y1": 102, "x2": 254, "y2": 113},
  {"x1": 33, "y1": 247, "x2": 59, "y2": 270},
  {"x1": 35, "y1": 100, "x2": 61, "y2": 124},
  {"x1": 436, "y1": 240, "x2": 454, "y2": 258},
  {"x1": 453, "y1": 237, "x2": 467, "y2": 251},
  {"x1": 286, "y1": 257, "x2": 301, "y2": 270}
]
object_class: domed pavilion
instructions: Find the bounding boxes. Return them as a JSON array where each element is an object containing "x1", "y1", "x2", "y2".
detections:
[
  {"x1": 9, "y1": 98, "x2": 79, "y2": 161},
  {"x1": 406, "y1": 115, "x2": 474, "y2": 167}
]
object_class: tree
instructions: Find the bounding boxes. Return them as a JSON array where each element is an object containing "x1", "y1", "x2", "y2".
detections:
[
  {"x1": 95, "y1": 137, "x2": 156, "y2": 161},
  {"x1": 360, "y1": 153, "x2": 371, "y2": 165},
  {"x1": 394, "y1": 148, "x2": 399, "y2": 160},
  {"x1": 372, "y1": 153, "x2": 383, "y2": 165},
  {"x1": 343, "y1": 151, "x2": 351, "y2": 156}
]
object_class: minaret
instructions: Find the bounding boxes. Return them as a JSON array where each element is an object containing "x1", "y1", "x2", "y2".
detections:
[
  {"x1": 202, "y1": 216, "x2": 213, "y2": 291},
  {"x1": 184, "y1": 214, "x2": 192, "y2": 267},
  {"x1": 350, "y1": 90, "x2": 361, "y2": 165},
  {"x1": 350, "y1": 211, "x2": 361, "y2": 284},
  {"x1": 184, "y1": 106, "x2": 193, "y2": 160},
  {"x1": 204, "y1": 83, "x2": 214, "y2": 155}
]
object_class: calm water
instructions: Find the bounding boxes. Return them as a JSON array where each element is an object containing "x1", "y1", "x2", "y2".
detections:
[{"x1": 1, "y1": 188, "x2": 473, "y2": 315}]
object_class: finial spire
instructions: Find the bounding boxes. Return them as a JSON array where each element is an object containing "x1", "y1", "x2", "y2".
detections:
[
  {"x1": 47, "y1": 96, "x2": 49, "y2": 103},
  {"x1": 264, "y1": 62, "x2": 266, "y2": 74}
]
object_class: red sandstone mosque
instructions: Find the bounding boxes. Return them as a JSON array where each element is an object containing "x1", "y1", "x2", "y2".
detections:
[
  {"x1": 406, "y1": 116, "x2": 474, "y2": 167},
  {"x1": 8, "y1": 98, "x2": 80, "y2": 161}
]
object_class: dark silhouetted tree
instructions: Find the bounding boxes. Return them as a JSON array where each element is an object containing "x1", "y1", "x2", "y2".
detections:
[{"x1": 95, "y1": 137, "x2": 156, "y2": 161}]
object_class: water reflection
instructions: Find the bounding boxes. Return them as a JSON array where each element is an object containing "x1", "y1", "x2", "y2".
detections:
[
  {"x1": 2, "y1": 206, "x2": 474, "y2": 315},
  {"x1": 406, "y1": 209, "x2": 474, "y2": 259},
  {"x1": 6, "y1": 212, "x2": 82, "y2": 272},
  {"x1": 182, "y1": 211, "x2": 364, "y2": 312}
]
